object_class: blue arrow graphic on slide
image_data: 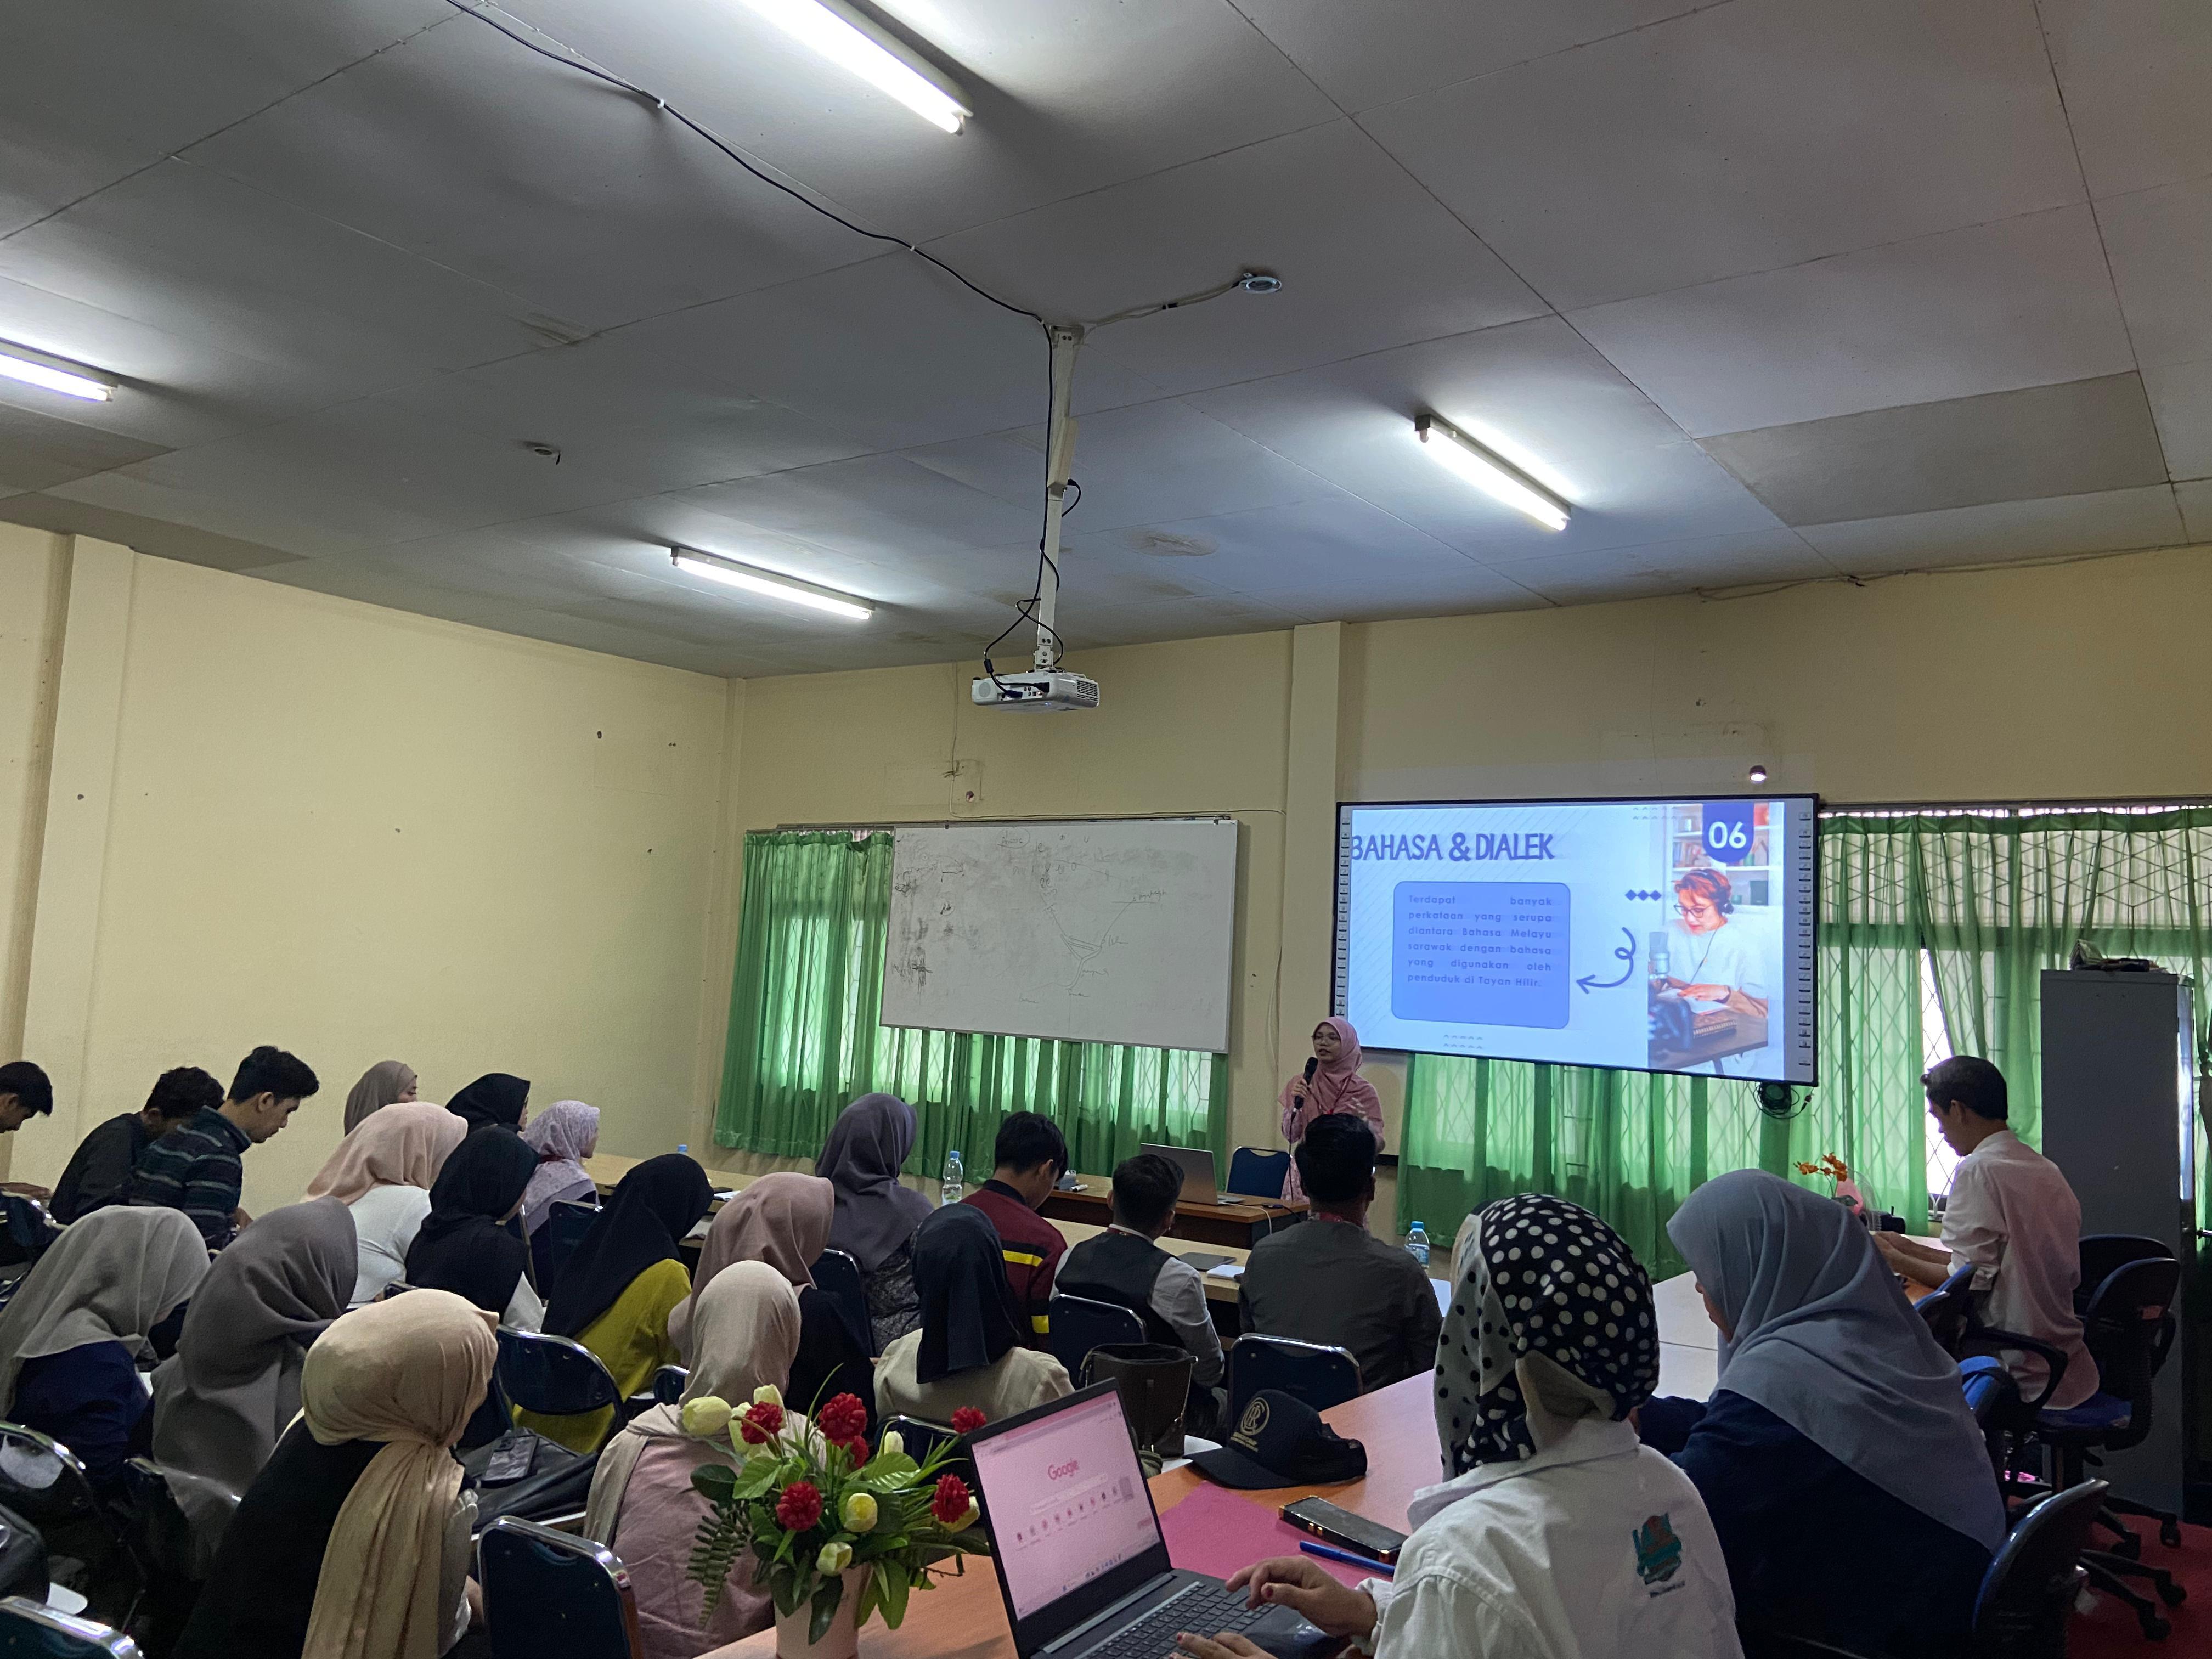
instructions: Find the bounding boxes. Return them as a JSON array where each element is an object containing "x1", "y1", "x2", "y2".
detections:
[{"x1": 1576, "y1": 928, "x2": 1638, "y2": 994}]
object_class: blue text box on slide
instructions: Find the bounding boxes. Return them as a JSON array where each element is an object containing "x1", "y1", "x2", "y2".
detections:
[{"x1": 1391, "y1": 882, "x2": 1572, "y2": 1028}]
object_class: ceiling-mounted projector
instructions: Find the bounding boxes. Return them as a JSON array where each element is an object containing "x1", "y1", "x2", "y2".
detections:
[{"x1": 970, "y1": 670, "x2": 1100, "y2": 712}]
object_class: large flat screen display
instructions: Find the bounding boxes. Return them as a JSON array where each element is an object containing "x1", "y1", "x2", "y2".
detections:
[{"x1": 1334, "y1": 796, "x2": 1816, "y2": 1083}]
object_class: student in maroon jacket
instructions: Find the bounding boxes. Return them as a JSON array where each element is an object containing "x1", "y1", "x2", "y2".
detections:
[{"x1": 962, "y1": 1113, "x2": 1069, "y2": 1348}]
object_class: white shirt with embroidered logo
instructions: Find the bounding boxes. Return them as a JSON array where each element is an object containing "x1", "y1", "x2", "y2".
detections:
[{"x1": 1353, "y1": 1418, "x2": 1740, "y2": 1659}]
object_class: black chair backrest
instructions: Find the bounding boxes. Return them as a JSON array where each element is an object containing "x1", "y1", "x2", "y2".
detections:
[
  {"x1": 0, "y1": 1504, "x2": 48, "y2": 1605},
  {"x1": 494, "y1": 1329, "x2": 622, "y2": 1423},
  {"x1": 1916, "y1": 1265, "x2": 1978, "y2": 1356},
  {"x1": 0, "y1": 1596, "x2": 139, "y2": 1658},
  {"x1": 1225, "y1": 1148, "x2": 1290, "y2": 1200},
  {"x1": 543, "y1": 1200, "x2": 599, "y2": 1290},
  {"x1": 0, "y1": 1426, "x2": 99, "y2": 1536},
  {"x1": 1047, "y1": 1294, "x2": 1145, "y2": 1382},
  {"x1": 2076, "y1": 1234, "x2": 2169, "y2": 1308},
  {"x1": 477, "y1": 1515, "x2": 642, "y2": 1659},
  {"x1": 651, "y1": 1366, "x2": 688, "y2": 1406},
  {"x1": 808, "y1": 1249, "x2": 874, "y2": 1358},
  {"x1": 1972, "y1": 1480, "x2": 2108, "y2": 1655},
  {"x1": 1226, "y1": 1335, "x2": 1362, "y2": 1419},
  {"x1": 2077, "y1": 1255, "x2": 2179, "y2": 1449}
]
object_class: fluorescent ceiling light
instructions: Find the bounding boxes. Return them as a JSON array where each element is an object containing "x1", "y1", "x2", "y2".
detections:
[
  {"x1": 1415, "y1": 413, "x2": 1569, "y2": 531},
  {"x1": 672, "y1": 548, "x2": 873, "y2": 621},
  {"x1": 743, "y1": 0, "x2": 969, "y2": 132},
  {"x1": 0, "y1": 341, "x2": 111, "y2": 402}
]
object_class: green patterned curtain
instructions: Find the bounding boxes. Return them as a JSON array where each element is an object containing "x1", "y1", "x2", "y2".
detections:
[{"x1": 715, "y1": 830, "x2": 1227, "y2": 1178}]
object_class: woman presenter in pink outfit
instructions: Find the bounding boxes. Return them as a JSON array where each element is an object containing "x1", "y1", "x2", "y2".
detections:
[{"x1": 1277, "y1": 1017, "x2": 1384, "y2": 1204}]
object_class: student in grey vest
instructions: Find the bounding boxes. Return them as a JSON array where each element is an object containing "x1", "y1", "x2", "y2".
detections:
[{"x1": 1054, "y1": 1152, "x2": 1223, "y2": 1433}]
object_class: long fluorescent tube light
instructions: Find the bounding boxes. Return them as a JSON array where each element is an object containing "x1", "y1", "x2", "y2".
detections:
[
  {"x1": 1415, "y1": 413, "x2": 1570, "y2": 530},
  {"x1": 672, "y1": 548, "x2": 873, "y2": 621},
  {"x1": 743, "y1": 0, "x2": 969, "y2": 132},
  {"x1": 0, "y1": 341, "x2": 112, "y2": 402}
]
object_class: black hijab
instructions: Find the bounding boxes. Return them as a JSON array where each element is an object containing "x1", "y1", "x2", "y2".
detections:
[
  {"x1": 544, "y1": 1154, "x2": 713, "y2": 1338},
  {"x1": 404, "y1": 1128, "x2": 539, "y2": 1314},
  {"x1": 447, "y1": 1073, "x2": 529, "y2": 1133},
  {"x1": 912, "y1": 1204, "x2": 1023, "y2": 1384}
]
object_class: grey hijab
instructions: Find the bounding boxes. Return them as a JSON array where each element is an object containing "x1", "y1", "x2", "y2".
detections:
[
  {"x1": 815, "y1": 1093, "x2": 932, "y2": 1273},
  {"x1": 151, "y1": 1198, "x2": 356, "y2": 1531},
  {"x1": 1668, "y1": 1170, "x2": 2005, "y2": 1550},
  {"x1": 0, "y1": 1208, "x2": 208, "y2": 1409},
  {"x1": 342, "y1": 1059, "x2": 417, "y2": 1133}
]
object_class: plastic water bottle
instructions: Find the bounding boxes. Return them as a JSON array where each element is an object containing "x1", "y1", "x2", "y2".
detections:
[
  {"x1": 676, "y1": 1143, "x2": 689, "y2": 1159},
  {"x1": 941, "y1": 1148, "x2": 965, "y2": 1207},
  {"x1": 1404, "y1": 1220, "x2": 1430, "y2": 1267}
]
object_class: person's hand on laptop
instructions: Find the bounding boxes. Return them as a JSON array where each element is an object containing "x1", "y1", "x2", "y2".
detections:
[
  {"x1": 1175, "y1": 1556, "x2": 1381, "y2": 1652},
  {"x1": 1173, "y1": 1636, "x2": 1264, "y2": 1657}
]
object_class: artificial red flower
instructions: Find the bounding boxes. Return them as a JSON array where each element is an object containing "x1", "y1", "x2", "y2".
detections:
[
  {"x1": 835, "y1": 1435, "x2": 870, "y2": 1465},
  {"x1": 817, "y1": 1393, "x2": 869, "y2": 1443},
  {"x1": 931, "y1": 1472, "x2": 972, "y2": 1527},
  {"x1": 737, "y1": 1400, "x2": 786, "y2": 1445},
  {"x1": 950, "y1": 1407, "x2": 986, "y2": 1434},
  {"x1": 774, "y1": 1480, "x2": 824, "y2": 1532}
]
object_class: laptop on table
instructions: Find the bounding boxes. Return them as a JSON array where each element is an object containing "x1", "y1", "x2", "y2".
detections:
[
  {"x1": 966, "y1": 1383, "x2": 1335, "y2": 1659},
  {"x1": 1141, "y1": 1143, "x2": 1241, "y2": 1207}
]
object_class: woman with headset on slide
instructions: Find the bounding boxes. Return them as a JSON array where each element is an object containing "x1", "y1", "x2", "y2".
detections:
[{"x1": 1662, "y1": 868, "x2": 1770, "y2": 1076}]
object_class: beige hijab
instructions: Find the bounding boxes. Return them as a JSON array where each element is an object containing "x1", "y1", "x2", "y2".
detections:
[
  {"x1": 343, "y1": 1061, "x2": 419, "y2": 1134},
  {"x1": 307, "y1": 1102, "x2": 466, "y2": 1205},
  {"x1": 669, "y1": 1172, "x2": 832, "y2": 1356},
  {"x1": 300, "y1": 1290, "x2": 497, "y2": 1659},
  {"x1": 0, "y1": 1207, "x2": 208, "y2": 1408},
  {"x1": 587, "y1": 1262, "x2": 802, "y2": 1543}
]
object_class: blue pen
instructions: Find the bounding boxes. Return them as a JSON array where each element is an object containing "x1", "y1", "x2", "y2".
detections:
[{"x1": 1298, "y1": 1539, "x2": 1394, "y2": 1576}]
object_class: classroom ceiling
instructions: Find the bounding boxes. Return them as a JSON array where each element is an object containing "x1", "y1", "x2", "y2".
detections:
[{"x1": 2, "y1": 0, "x2": 2209, "y2": 677}]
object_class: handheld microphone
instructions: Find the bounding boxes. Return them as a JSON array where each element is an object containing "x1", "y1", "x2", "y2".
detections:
[{"x1": 1304, "y1": 1057, "x2": 1318, "y2": 1082}]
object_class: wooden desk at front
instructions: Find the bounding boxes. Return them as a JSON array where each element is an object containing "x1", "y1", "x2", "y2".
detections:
[
  {"x1": 699, "y1": 1374, "x2": 1438, "y2": 1659},
  {"x1": 1043, "y1": 1175, "x2": 1308, "y2": 1250}
]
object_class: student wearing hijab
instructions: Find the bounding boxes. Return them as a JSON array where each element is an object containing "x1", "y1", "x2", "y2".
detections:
[
  {"x1": 518, "y1": 1099, "x2": 600, "y2": 1270},
  {"x1": 816, "y1": 1093, "x2": 933, "y2": 1350},
  {"x1": 405, "y1": 1129, "x2": 544, "y2": 1329},
  {"x1": 342, "y1": 1060, "x2": 419, "y2": 1134},
  {"x1": 1639, "y1": 1170, "x2": 2004, "y2": 1655},
  {"x1": 152, "y1": 1198, "x2": 356, "y2": 1544},
  {"x1": 0, "y1": 1207, "x2": 208, "y2": 1489},
  {"x1": 1277, "y1": 1018, "x2": 1384, "y2": 1204},
  {"x1": 586, "y1": 1262, "x2": 802, "y2": 1658},
  {"x1": 523, "y1": 1153, "x2": 713, "y2": 1452},
  {"x1": 876, "y1": 1206, "x2": 1071, "y2": 1425},
  {"x1": 173, "y1": 1290, "x2": 496, "y2": 1659},
  {"x1": 307, "y1": 1102, "x2": 469, "y2": 1308},
  {"x1": 1179, "y1": 1195, "x2": 1739, "y2": 1659},
  {"x1": 445, "y1": 1072, "x2": 528, "y2": 1135}
]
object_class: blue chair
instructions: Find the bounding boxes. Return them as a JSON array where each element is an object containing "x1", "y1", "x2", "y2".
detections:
[
  {"x1": 1226, "y1": 1148, "x2": 1290, "y2": 1200},
  {"x1": 809, "y1": 1248, "x2": 873, "y2": 1358},
  {"x1": 1226, "y1": 1335, "x2": 1361, "y2": 1420},
  {"x1": 494, "y1": 1330, "x2": 621, "y2": 1446},
  {"x1": 544, "y1": 1200, "x2": 600, "y2": 1290},
  {"x1": 1047, "y1": 1295, "x2": 1144, "y2": 1384},
  {"x1": 0, "y1": 1597, "x2": 139, "y2": 1658},
  {"x1": 477, "y1": 1516, "x2": 643, "y2": 1659}
]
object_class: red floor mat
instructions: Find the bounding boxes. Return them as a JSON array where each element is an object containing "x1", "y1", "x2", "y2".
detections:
[{"x1": 2069, "y1": 1520, "x2": 2211, "y2": 1656}]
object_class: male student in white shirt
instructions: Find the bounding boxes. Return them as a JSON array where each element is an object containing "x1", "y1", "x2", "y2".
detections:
[{"x1": 1874, "y1": 1055, "x2": 2100, "y2": 1408}]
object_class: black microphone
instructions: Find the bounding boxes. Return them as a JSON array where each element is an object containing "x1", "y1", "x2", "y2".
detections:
[{"x1": 1304, "y1": 1057, "x2": 1318, "y2": 1082}]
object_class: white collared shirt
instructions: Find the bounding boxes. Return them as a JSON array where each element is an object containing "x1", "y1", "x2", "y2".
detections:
[
  {"x1": 1941, "y1": 1128, "x2": 2099, "y2": 1409},
  {"x1": 1358, "y1": 1419, "x2": 1740, "y2": 1659}
]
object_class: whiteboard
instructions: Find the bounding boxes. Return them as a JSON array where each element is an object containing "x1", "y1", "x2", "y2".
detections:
[{"x1": 883, "y1": 819, "x2": 1238, "y2": 1053}]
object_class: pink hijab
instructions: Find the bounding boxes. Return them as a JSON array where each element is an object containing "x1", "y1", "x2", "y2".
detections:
[
  {"x1": 1278, "y1": 1018, "x2": 1383, "y2": 1204},
  {"x1": 306, "y1": 1102, "x2": 467, "y2": 1205},
  {"x1": 667, "y1": 1172, "x2": 834, "y2": 1358}
]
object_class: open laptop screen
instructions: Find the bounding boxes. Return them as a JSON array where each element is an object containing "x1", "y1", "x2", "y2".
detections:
[
  {"x1": 969, "y1": 1387, "x2": 1160, "y2": 1622},
  {"x1": 1142, "y1": 1142, "x2": 1215, "y2": 1202}
]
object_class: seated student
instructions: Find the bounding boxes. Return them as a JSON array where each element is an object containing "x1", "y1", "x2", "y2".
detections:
[
  {"x1": 523, "y1": 1154, "x2": 713, "y2": 1453},
  {"x1": 1177, "y1": 1195, "x2": 1740, "y2": 1659},
  {"x1": 816, "y1": 1093, "x2": 933, "y2": 1351},
  {"x1": 518, "y1": 1098, "x2": 600, "y2": 1283},
  {"x1": 172, "y1": 1290, "x2": 495, "y2": 1659},
  {"x1": 1643, "y1": 1171, "x2": 2002, "y2": 1656},
  {"x1": 0, "y1": 1207, "x2": 208, "y2": 1490},
  {"x1": 50, "y1": 1066, "x2": 224, "y2": 1223},
  {"x1": 341, "y1": 1059, "x2": 419, "y2": 1134},
  {"x1": 962, "y1": 1111, "x2": 1070, "y2": 1347},
  {"x1": 305, "y1": 1100, "x2": 468, "y2": 1307},
  {"x1": 1874, "y1": 1055, "x2": 2100, "y2": 1408},
  {"x1": 671, "y1": 1171, "x2": 870, "y2": 1431},
  {"x1": 877, "y1": 1205, "x2": 1072, "y2": 1426},
  {"x1": 129, "y1": 1045, "x2": 319, "y2": 1246},
  {"x1": 0, "y1": 1059, "x2": 55, "y2": 1197},
  {"x1": 446, "y1": 1071, "x2": 529, "y2": 1135},
  {"x1": 586, "y1": 1262, "x2": 804, "y2": 1659},
  {"x1": 404, "y1": 1128, "x2": 545, "y2": 1330},
  {"x1": 1239, "y1": 1114, "x2": 1440, "y2": 1390},
  {"x1": 1054, "y1": 1152, "x2": 1223, "y2": 1430},
  {"x1": 152, "y1": 1198, "x2": 356, "y2": 1543}
]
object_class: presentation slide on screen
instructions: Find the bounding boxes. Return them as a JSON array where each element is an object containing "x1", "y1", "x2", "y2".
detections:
[{"x1": 1334, "y1": 797, "x2": 1816, "y2": 1083}]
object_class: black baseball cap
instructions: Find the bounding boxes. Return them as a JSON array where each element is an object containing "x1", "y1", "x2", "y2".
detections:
[{"x1": 1190, "y1": 1390, "x2": 1368, "y2": 1490}]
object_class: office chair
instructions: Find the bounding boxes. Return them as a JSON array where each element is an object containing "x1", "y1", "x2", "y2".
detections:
[
  {"x1": 1047, "y1": 1294, "x2": 1145, "y2": 1384},
  {"x1": 543, "y1": 1200, "x2": 599, "y2": 1290},
  {"x1": 477, "y1": 1516, "x2": 643, "y2": 1659},
  {"x1": 0, "y1": 1505, "x2": 47, "y2": 1604},
  {"x1": 1226, "y1": 1148, "x2": 1290, "y2": 1201},
  {"x1": 494, "y1": 1329, "x2": 622, "y2": 1452},
  {"x1": 650, "y1": 1365, "x2": 688, "y2": 1406},
  {"x1": 2072, "y1": 1238, "x2": 2186, "y2": 1550},
  {"x1": 0, "y1": 1425, "x2": 145, "y2": 1630},
  {"x1": 0, "y1": 1596, "x2": 140, "y2": 1659},
  {"x1": 1226, "y1": 1335, "x2": 1361, "y2": 1420},
  {"x1": 0, "y1": 1198, "x2": 58, "y2": 1271},
  {"x1": 808, "y1": 1248, "x2": 874, "y2": 1358}
]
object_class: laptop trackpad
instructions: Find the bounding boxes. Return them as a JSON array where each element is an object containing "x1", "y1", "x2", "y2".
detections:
[{"x1": 1244, "y1": 1606, "x2": 1342, "y2": 1659}]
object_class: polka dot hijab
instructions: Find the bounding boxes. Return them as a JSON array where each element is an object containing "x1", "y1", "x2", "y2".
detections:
[{"x1": 1434, "y1": 1194, "x2": 1660, "y2": 1474}]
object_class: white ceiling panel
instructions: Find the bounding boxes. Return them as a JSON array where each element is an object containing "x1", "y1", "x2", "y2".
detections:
[
  {"x1": 1571, "y1": 207, "x2": 2136, "y2": 436},
  {"x1": 2177, "y1": 482, "x2": 2212, "y2": 545},
  {"x1": 180, "y1": 16, "x2": 879, "y2": 332},
  {"x1": 1486, "y1": 529, "x2": 1837, "y2": 605},
  {"x1": 1189, "y1": 317, "x2": 1785, "y2": 559},
  {"x1": 926, "y1": 120, "x2": 1543, "y2": 392},
  {"x1": 0, "y1": 403, "x2": 168, "y2": 493},
  {"x1": 2039, "y1": 0, "x2": 2212, "y2": 200},
  {"x1": 492, "y1": 0, "x2": 1339, "y2": 241},
  {"x1": 2096, "y1": 176, "x2": 2212, "y2": 370},
  {"x1": 0, "y1": 0, "x2": 445, "y2": 237},
  {"x1": 2143, "y1": 362, "x2": 2212, "y2": 483},
  {"x1": 1360, "y1": 0, "x2": 2081, "y2": 310},
  {"x1": 1231, "y1": 0, "x2": 1705, "y2": 113},
  {"x1": 1051, "y1": 592, "x2": 1311, "y2": 651},
  {"x1": 1796, "y1": 486, "x2": 2186, "y2": 572}
]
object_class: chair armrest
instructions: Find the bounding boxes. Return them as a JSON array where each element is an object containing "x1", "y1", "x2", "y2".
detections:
[{"x1": 1965, "y1": 1329, "x2": 2070, "y2": 1413}]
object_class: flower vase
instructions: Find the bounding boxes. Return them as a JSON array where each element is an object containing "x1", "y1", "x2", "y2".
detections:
[{"x1": 775, "y1": 1568, "x2": 868, "y2": 1659}]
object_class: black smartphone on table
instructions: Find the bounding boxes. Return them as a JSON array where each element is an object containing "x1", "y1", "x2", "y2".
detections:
[{"x1": 1279, "y1": 1497, "x2": 1408, "y2": 1564}]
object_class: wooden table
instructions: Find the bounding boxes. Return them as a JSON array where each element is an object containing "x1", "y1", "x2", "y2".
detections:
[{"x1": 1043, "y1": 1174, "x2": 1308, "y2": 1249}]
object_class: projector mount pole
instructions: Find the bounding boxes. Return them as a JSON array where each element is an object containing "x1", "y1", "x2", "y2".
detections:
[{"x1": 1031, "y1": 324, "x2": 1084, "y2": 673}]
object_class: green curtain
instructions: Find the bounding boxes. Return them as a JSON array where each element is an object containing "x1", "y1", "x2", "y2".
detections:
[{"x1": 715, "y1": 830, "x2": 1227, "y2": 1180}]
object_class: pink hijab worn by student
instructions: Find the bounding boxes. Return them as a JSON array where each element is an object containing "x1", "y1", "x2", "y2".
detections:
[{"x1": 1276, "y1": 1016, "x2": 1384, "y2": 1204}]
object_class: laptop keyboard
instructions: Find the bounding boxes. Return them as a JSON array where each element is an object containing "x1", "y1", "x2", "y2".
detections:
[{"x1": 1088, "y1": 1582, "x2": 1273, "y2": 1658}]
